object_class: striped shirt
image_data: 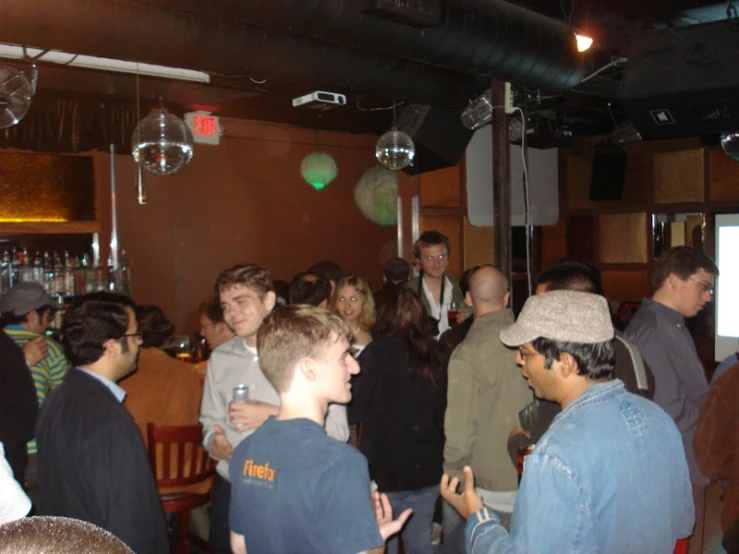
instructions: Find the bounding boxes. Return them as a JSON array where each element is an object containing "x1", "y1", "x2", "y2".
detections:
[{"x1": 4, "y1": 325, "x2": 69, "y2": 454}]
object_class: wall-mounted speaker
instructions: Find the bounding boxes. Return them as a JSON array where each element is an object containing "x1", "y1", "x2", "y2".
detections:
[{"x1": 396, "y1": 104, "x2": 474, "y2": 175}]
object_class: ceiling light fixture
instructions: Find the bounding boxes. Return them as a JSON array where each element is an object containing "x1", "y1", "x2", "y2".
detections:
[
  {"x1": 0, "y1": 43, "x2": 210, "y2": 83},
  {"x1": 575, "y1": 34, "x2": 594, "y2": 52}
]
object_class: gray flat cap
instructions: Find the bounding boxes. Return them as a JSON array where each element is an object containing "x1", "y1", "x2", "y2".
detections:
[
  {"x1": 500, "y1": 290, "x2": 614, "y2": 346},
  {"x1": 0, "y1": 282, "x2": 54, "y2": 316}
]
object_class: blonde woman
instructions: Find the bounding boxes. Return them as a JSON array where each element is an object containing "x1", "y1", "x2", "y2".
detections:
[{"x1": 330, "y1": 276, "x2": 375, "y2": 354}]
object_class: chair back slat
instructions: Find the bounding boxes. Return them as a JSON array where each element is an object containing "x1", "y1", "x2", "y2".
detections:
[{"x1": 147, "y1": 423, "x2": 215, "y2": 488}]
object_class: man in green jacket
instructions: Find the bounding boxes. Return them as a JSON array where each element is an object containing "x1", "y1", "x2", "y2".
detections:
[
  {"x1": 441, "y1": 265, "x2": 533, "y2": 553},
  {"x1": 405, "y1": 231, "x2": 464, "y2": 338}
]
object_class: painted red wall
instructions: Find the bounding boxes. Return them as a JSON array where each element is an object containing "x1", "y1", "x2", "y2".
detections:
[{"x1": 94, "y1": 119, "x2": 396, "y2": 333}]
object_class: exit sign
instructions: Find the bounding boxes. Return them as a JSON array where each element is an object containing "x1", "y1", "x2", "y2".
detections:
[{"x1": 184, "y1": 112, "x2": 221, "y2": 145}]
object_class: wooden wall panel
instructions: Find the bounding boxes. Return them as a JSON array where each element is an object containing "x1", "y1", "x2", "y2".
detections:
[
  {"x1": 463, "y1": 216, "x2": 494, "y2": 270},
  {"x1": 598, "y1": 213, "x2": 648, "y2": 264},
  {"x1": 653, "y1": 149, "x2": 705, "y2": 204},
  {"x1": 541, "y1": 217, "x2": 567, "y2": 269},
  {"x1": 419, "y1": 165, "x2": 462, "y2": 208},
  {"x1": 708, "y1": 148, "x2": 739, "y2": 202},
  {"x1": 566, "y1": 215, "x2": 595, "y2": 262},
  {"x1": 419, "y1": 215, "x2": 463, "y2": 277},
  {"x1": 564, "y1": 155, "x2": 594, "y2": 211},
  {"x1": 601, "y1": 270, "x2": 652, "y2": 304}
]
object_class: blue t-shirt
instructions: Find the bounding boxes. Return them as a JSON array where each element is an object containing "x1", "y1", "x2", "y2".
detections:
[{"x1": 229, "y1": 417, "x2": 384, "y2": 554}]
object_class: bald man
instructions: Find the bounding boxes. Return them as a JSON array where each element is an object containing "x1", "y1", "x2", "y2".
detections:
[{"x1": 441, "y1": 266, "x2": 533, "y2": 553}]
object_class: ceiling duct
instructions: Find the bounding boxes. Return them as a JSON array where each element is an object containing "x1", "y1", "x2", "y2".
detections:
[
  {"x1": 0, "y1": 0, "x2": 483, "y2": 107},
  {"x1": 620, "y1": 19, "x2": 739, "y2": 140},
  {"x1": 135, "y1": 0, "x2": 585, "y2": 93},
  {"x1": 362, "y1": 0, "x2": 441, "y2": 28}
]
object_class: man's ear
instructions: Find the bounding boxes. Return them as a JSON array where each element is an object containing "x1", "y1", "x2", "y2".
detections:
[
  {"x1": 297, "y1": 357, "x2": 317, "y2": 382},
  {"x1": 557, "y1": 352, "x2": 579, "y2": 377},
  {"x1": 102, "y1": 338, "x2": 119, "y2": 358},
  {"x1": 666, "y1": 273, "x2": 681, "y2": 291},
  {"x1": 464, "y1": 291, "x2": 473, "y2": 308},
  {"x1": 503, "y1": 291, "x2": 511, "y2": 308},
  {"x1": 263, "y1": 291, "x2": 277, "y2": 312}
]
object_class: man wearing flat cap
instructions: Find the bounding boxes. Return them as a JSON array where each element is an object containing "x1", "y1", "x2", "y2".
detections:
[{"x1": 441, "y1": 290, "x2": 694, "y2": 553}]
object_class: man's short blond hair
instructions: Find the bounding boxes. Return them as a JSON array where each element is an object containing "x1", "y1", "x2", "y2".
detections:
[
  {"x1": 257, "y1": 305, "x2": 352, "y2": 393},
  {"x1": 0, "y1": 517, "x2": 133, "y2": 554}
]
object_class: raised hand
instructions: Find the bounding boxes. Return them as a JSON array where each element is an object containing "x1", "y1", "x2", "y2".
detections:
[
  {"x1": 23, "y1": 337, "x2": 49, "y2": 366},
  {"x1": 373, "y1": 490, "x2": 412, "y2": 541},
  {"x1": 440, "y1": 465, "x2": 484, "y2": 519}
]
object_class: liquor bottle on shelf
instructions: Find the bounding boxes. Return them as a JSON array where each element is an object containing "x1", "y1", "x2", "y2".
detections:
[
  {"x1": 32, "y1": 252, "x2": 45, "y2": 287},
  {"x1": 118, "y1": 250, "x2": 131, "y2": 295}
]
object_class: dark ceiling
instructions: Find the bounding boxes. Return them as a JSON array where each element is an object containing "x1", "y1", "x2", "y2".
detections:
[{"x1": 0, "y1": 0, "x2": 736, "y2": 149}]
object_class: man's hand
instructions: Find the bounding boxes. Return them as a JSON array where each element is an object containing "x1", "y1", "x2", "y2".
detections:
[
  {"x1": 229, "y1": 400, "x2": 278, "y2": 431},
  {"x1": 508, "y1": 426, "x2": 531, "y2": 442},
  {"x1": 373, "y1": 490, "x2": 412, "y2": 541},
  {"x1": 22, "y1": 337, "x2": 49, "y2": 366},
  {"x1": 208, "y1": 425, "x2": 234, "y2": 461},
  {"x1": 440, "y1": 466, "x2": 483, "y2": 520}
]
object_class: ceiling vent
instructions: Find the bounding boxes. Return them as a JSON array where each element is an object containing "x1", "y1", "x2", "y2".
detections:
[{"x1": 362, "y1": 0, "x2": 441, "y2": 28}]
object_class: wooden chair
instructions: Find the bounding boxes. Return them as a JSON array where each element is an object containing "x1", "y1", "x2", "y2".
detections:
[{"x1": 147, "y1": 423, "x2": 216, "y2": 554}]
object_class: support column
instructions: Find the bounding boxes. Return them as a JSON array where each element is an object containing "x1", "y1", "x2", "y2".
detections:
[{"x1": 491, "y1": 80, "x2": 512, "y2": 280}]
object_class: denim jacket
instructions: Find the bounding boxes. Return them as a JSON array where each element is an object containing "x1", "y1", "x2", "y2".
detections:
[{"x1": 465, "y1": 380, "x2": 694, "y2": 553}]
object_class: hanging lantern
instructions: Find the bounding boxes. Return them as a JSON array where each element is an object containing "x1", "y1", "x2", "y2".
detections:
[
  {"x1": 301, "y1": 151, "x2": 338, "y2": 190},
  {"x1": 354, "y1": 166, "x2": 398, "y2": 226},
  {"x1": 375, "y1": 129, "x2": 415, "y2": 171},
  {"x1": 132, "y1": 110, "x2": 194, "y2": 176}
]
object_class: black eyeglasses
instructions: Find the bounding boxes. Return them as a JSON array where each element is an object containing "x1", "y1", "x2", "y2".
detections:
[{"x1": 120, "y1": 332, "x2": 143, "y2": 340}]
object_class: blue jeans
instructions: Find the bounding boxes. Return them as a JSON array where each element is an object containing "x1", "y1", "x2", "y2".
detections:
[{"x1": 385, "y1": 485, "x2": 439, "y2": 554}]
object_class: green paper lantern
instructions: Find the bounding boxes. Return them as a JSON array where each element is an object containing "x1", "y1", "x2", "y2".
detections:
[{"x1": 301, "y1": 152, "x2": 338, "y2": 190}]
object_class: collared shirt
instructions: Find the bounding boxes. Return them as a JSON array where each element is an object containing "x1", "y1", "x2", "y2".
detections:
[
  {"x1": 77, "y1": 368, "x2": 127, "y2": 403},
  {"x1": 624, "y1": 297, "x2": 710, "y2": 485},
  {"x1": 465, "y1": 380, "x2": 694, "y2": 553},
  {"x1": 4, "y1": 325, "x2": 69, "y2": 455},
  {"x1": 421, "y1": 275, "x2": 454, "y2": 336}
]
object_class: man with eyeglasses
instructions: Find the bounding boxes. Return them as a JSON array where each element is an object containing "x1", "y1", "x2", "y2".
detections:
[
  {"x1": 625, "y1": 245, "x2": 719, "y2": 554},
  {"x1": 36, "y1": 292, "x2": 168, "y2": 554},
  {"x1": 405, "y1": 231, "x2": 465, "y2": 338}
]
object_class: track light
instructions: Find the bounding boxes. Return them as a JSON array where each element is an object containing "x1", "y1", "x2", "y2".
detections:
[
  {"x1": 575, "y1": 34, "x2": 594, "y2": 52},
  {"x1": 461, "y1": 90, "x2": 493, "y2": 130}
]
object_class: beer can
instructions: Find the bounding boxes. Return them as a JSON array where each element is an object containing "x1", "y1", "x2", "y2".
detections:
[{"x1": 232, "y1": 385, "x2": 249, "y2": 403}]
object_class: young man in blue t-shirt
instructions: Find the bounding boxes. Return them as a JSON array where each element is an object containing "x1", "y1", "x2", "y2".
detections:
[{"x1": 228, "y1": 304, "x2": 411, "y2": 554}]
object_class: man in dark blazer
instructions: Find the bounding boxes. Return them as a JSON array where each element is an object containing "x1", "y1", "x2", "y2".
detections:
[{"x1": 36, "y1": 292, "x2": 169, "y2": 554}]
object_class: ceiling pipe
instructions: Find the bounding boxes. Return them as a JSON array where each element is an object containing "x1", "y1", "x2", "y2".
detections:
[
  {"x1": 0, "y1": 0, "x2": 483, "y2": 107},
  {"x1": 135, "y1": 0, "x2": 584, "y2": 92}
]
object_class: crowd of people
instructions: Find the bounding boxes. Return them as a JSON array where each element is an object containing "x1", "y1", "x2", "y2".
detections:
[{"x1": 0, "y1": 230, "x2": 737, "y2": 554}]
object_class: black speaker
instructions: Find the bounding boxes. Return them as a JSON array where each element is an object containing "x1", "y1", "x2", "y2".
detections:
[
  {"x1": 620, "y1": 19, "x2": 739, "y2": 140},
  {"x1": 590, "y1": 141, "x2": 627, "y2": 201},
  {"x1": 396, "y1": 104, "x2": 474, "y2": 175}
]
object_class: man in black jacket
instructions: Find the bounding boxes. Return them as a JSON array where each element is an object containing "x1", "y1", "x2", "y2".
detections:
[
  {"x1": 0, "y1": 332, "x2": 37, "y2": 488},
  {"x1": 36, "y1": 293, "x2": 169, "y2": 554}
]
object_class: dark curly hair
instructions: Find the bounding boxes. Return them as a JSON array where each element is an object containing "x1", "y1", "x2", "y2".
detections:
[
  {"x1": 531, "y1": 337, "x2": 615, "y2": 381},
  {"x1": 61, "y1": 293, "x2": 136, "y2": 367},
  {"x1": 136, "y1": 305, "x2": 175, "y2": 348}
]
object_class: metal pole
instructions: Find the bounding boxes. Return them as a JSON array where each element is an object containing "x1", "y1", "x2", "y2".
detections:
[
  {"x1": 109, "y1": 144, "x2": 119, "y2": 270},
  {"x1": 491, "y1": 80, "x2": 512, "y2": 280}
]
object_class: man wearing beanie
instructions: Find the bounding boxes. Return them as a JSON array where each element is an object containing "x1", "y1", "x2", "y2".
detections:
[{"x1": 441, "y1": 291, "x2": 694, "y2": 553}]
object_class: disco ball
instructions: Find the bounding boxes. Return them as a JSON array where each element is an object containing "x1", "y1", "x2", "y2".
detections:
[
  {"x1": 132, "y1": 111, "x2": 194, "y2": 176},
  {"x1": 375, "y1": 129, "x2": 415, "y2": 171},
  {"x1": 354, "y1": 166, "x2": 398, "y2": 226},
  {"x1": 720, "y1": 132, "x2": 739, "y2": 162}
]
